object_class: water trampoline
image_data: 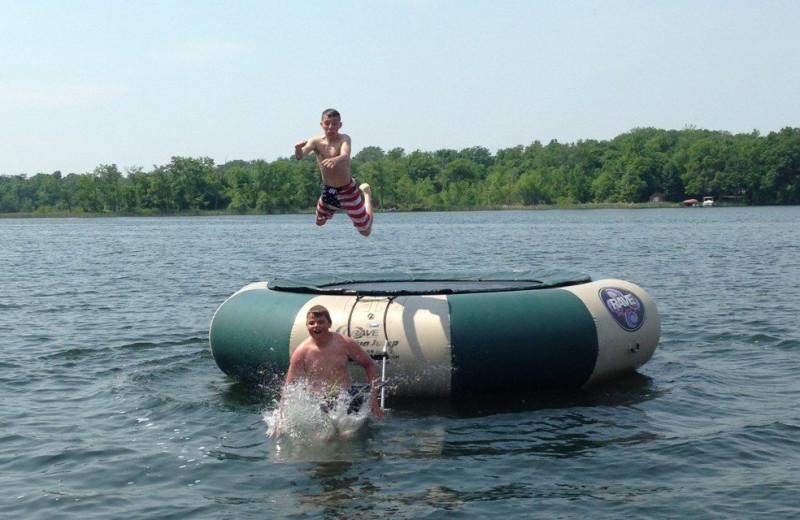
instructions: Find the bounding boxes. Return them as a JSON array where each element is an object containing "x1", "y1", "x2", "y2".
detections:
[{"x1": 209, "y1": 270, "x2": 660, "y2": 398}]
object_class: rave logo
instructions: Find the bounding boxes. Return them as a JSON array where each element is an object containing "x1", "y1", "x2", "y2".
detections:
[
  {"x1": 599, "y1": 287, "x2": 645, "y2": 331},
  {"x1": 340, "y1": 326, "x2": 380, "y2": 340}
]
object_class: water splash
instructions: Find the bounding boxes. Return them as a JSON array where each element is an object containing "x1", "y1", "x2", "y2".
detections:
[{"x1": 264, "y1": 383, "x2": 371, "y2": 441}]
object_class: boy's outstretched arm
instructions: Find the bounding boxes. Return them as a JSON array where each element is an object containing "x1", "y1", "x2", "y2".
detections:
[{"x1": 295, "y1": 138, "x2": 315, "y2": 160}]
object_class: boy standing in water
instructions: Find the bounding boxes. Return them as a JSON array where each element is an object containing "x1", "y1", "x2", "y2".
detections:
[
  {"x1": 294, "y1": 109, "x2": 374, "y2": 236},
  {"x1": 280, "y1": 305, "x2": 384, "y2": 420}
]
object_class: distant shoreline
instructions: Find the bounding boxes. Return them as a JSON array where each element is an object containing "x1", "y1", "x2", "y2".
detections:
[{"x1": 1, "y1": 201, "x2": 746, "y2": 219}]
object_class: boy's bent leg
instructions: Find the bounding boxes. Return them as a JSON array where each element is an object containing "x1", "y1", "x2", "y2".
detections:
[
  {"x1": 316, "y1": 197, "x2": 335, "y2": 226},
  {"x1": 358, "y1": 183, "x2": 373, "y2": 237},
  {"x1": 338, "y1": 180, "x2": 373, "y2": 236}
]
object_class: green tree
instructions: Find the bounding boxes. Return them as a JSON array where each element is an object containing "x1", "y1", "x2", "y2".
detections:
[
  {"x1": 440, "y1": 158, "x2": 480, "y2": 186},
  {"x1": 386, "y1": 147, "x2": 405, "y2": 161},
  {"x1": 517, "y1": 170, "x2": 548, "y2": 205},
  {"x1": 94, "y1": 164, "x2": 123, "y2": 212},
  {"x1": 252, "y1": 159, "x2": 297, "y2": 213},
  {"x1": 160, "y1": 157, "x2": 216, "y2": 210},
  {"x1": 759, "y1": 127, "x2": 800, "y2": 204},
  {"x1": 76, "y1": 173, "x2": 101, "y2": 212},
  {"x1": 121, "y1": 167, "x2": 148, "y2": 213},
  {"x1": 224, "y1": 165, "x2": 255, "y2": 213},
  {"x1": 353, "y1": 146, "x2": 385, "y2": 163},
  {"x1": 459, "y1": 146, "x2": 493, "y2": 168},
  {"x1": 0, "y1": 174, "x2": 29, "y2": 212},
  {"x1": 406, "y1": 151, "x2": 441, "y2": 183},
  {"x1": 483, "y1": 166, "x2": 517, "y2": 206},
  {"x1": 146, "y1": 168, "x2": 175, "y2": 212},
  {"x1": 29, "y1": 171, "x2": 70, "y2": 211},
  {"x1": 681, "y1": 136, "x2": 732, "y2": 198}
]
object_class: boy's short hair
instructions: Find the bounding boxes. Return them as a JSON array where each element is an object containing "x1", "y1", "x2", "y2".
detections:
[
  {"x1": 307, "y1": 305, "x2": 332, "y2": 323},
  {"x1": 321, "y1": 108, "x2": 340, "y2": 119}
]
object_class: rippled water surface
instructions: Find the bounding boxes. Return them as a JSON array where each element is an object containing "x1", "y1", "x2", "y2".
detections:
[{"x1": 2, "y1": 207, "x2": 799, "y2": 519}]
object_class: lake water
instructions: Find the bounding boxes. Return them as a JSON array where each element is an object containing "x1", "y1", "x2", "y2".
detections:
[{"x1": 2, "y1": 207, "x2": 799, "y2": 519}]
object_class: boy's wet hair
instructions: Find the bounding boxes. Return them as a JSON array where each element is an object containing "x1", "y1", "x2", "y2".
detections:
[
  {"x1": 321, "y1": 108, "x2": 340, "y2": 119},
  {"x1": 307, "y1": 305, "x2": 332, "y2": 323}
]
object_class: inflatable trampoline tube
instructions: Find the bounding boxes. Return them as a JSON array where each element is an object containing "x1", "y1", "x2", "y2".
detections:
[{"x1": 209, "y1": 270, "x2": 660, "y2": 397}]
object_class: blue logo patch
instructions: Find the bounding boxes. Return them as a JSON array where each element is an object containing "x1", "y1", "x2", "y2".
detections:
[{"x1": 599, "y1": 287, "x2": 645, "y2": 331}]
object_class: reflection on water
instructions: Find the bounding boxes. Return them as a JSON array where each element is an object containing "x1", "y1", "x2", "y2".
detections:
[
  {"x1": 260, "y1": 370, "x2": 663, "y2": 468},
  {"x1": 215, "y1": 381, "x2": 280, "y2": 413},
  {"x1": 387, "y1": 370, "x2": 659, "y2": 418}
]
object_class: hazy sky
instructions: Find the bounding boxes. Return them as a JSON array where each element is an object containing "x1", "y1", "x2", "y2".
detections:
[{"x1": 2, "y1": 0, "x2": 798, "y2": 175}]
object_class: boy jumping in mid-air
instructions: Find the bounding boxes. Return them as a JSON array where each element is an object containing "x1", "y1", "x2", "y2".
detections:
[{"x1": 294, "y1": 108, "x2": 373, "y2": 236}]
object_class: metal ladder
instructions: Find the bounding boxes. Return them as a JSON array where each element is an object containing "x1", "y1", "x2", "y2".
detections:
[{"x1": 346, "y1": 295, "x2": 396, "y2": 410}]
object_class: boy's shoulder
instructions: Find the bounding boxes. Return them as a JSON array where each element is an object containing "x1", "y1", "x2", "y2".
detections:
[
  {"x1": 325, "y1": 332, "x2": 354, "y2": 350},
  {"x1": 294, "y1": 337, "x2": 317, "y2": 354},
  {"x1": 338, "y1": 332, "x2": 362, "y2": 350}
]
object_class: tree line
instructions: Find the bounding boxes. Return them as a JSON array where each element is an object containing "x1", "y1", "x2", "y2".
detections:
[{"x1": 2, "y1": 126, "x2": 799, "y2": 215}]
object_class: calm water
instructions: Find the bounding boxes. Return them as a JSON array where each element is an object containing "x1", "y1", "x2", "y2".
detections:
[{"x1": 1, "y1": 207, "x2": 799, "y2": 519}]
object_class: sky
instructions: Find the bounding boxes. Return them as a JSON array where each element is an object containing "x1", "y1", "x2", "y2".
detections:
[{"x1": 2, "y1": 0, "x2": 799, "y2": 176}]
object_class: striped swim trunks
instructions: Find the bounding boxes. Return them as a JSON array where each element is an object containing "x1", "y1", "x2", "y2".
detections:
[{"x1": 316, "y1": 178, "x2": 372, "y2": 234}]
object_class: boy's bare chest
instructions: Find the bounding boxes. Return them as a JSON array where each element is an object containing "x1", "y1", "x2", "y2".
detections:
[
  {"x1": 317, "y1": 138, "x2": 342, "y2": 158},
  {"x1": 307, "y1": 344, "x2": 348, "y2": 370}
]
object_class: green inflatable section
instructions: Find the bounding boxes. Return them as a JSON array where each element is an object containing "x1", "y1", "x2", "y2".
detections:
[
  {"x1": 448, "y1": 288, "x2": 598, "y2": 394},
  {"x1": 209, "y1": 287, "x2": 313, "y2": 382}
]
